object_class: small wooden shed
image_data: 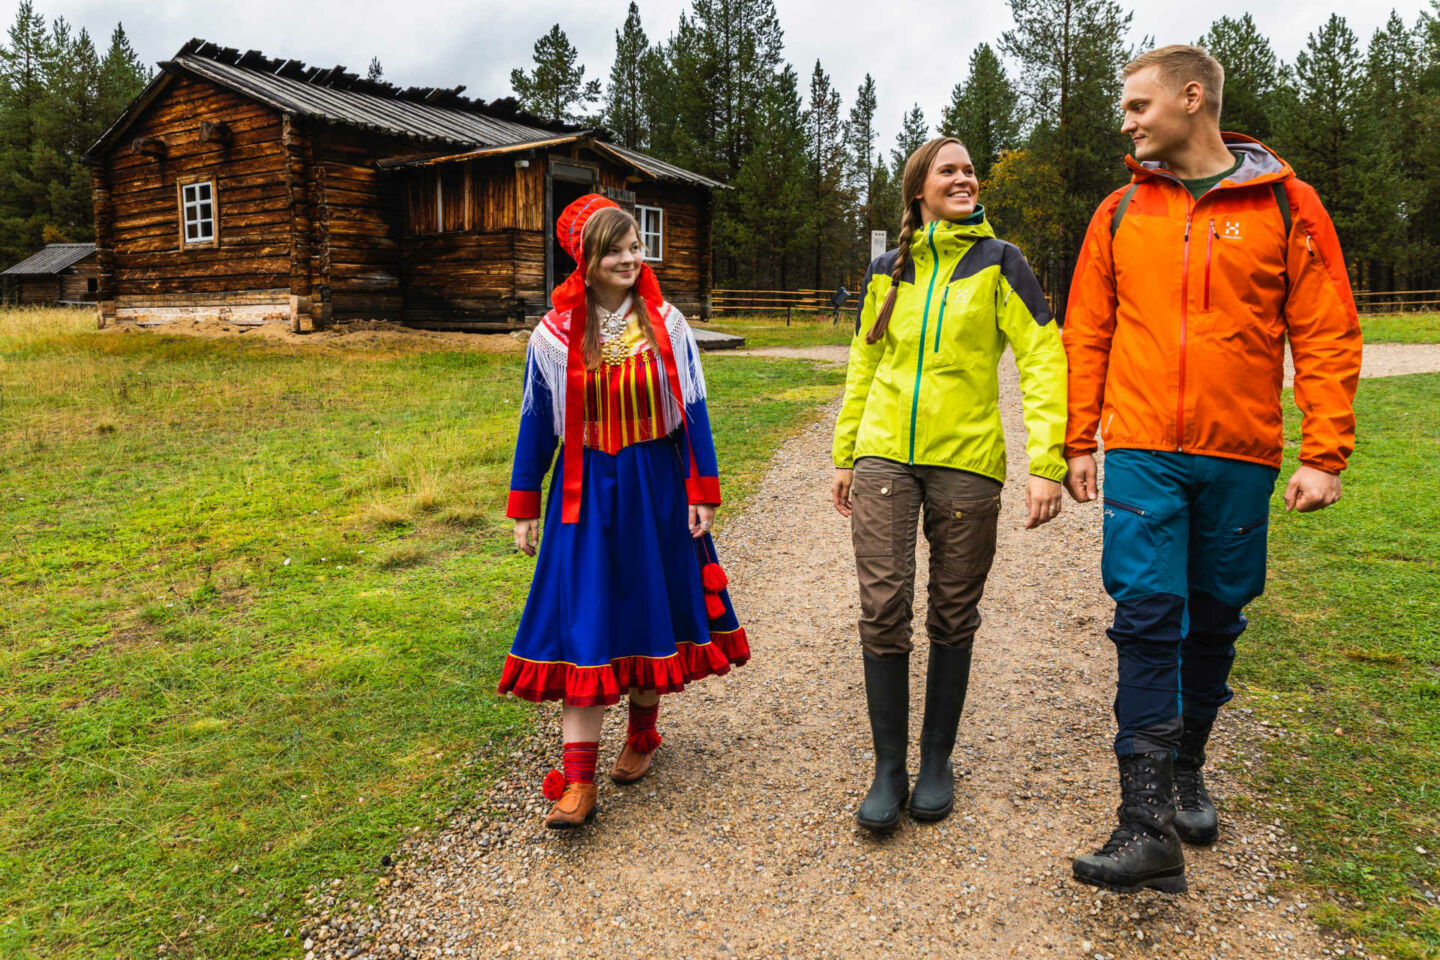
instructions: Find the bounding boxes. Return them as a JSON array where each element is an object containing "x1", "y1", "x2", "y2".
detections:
[
  {"x1": 81, "y1": 40, "x2": 725, "y2": 331},
  {"x1": 1, "y1": 243, "x2": 99, "y2": 306}
]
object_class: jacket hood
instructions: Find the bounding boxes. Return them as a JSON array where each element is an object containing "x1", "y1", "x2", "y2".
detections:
[{"x1": 1125, "y1": 133, "x2": 1293, "y2": 187}]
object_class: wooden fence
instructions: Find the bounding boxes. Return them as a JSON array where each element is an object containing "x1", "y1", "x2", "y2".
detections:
[
  {"x1": 711, "y1": 288, "x2": 857, "y2": 323},
  {"x1": 715, "y1": 286, "x2": 1440, "y2": 320},
  {"x1": 1352, "y1": 289, "x2": 1440, "y2": 314}
]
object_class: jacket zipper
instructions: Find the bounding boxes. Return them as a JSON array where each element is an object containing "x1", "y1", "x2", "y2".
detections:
[
  {"x1": 1204, "y1": 220, "x2": 1216, "y2": 311},
  {"x1": 909, "y1": 222, "x2": 940, "y2": 464},
  {"x1": 1177, "y1": 204, "x2": 1193, "y2": 452},
  {"x1": 933, "y1": 288, "x2": 949, "y2": 353}
]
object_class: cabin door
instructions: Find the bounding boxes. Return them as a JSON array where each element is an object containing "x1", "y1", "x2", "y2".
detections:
[{"x1": 545, "y1": 159, "x2": 600, "y2": 304}]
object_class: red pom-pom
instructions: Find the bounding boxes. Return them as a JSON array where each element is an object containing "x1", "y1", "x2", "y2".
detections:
[
  {"x1": 542, "y1": 769, "x2": 565, "y2": 801},
  {"x1": 628, "y1": 729, "x2": 662, "y2": 753},
  {"x1": 704, "y1": 592, "x2": 726, "y2": 619},
  {"x1": 701, "y1": 562, "x2": 729, "y2": 592}
]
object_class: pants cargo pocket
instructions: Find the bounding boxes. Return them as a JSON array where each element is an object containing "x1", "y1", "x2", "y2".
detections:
[
  {"x1": 929, "y1": 494, "x2": 1001, "y2": 578},
  {"x1": 1101, "y1": 497, "x2": 1175, "y2": 603},
  {"x1": 1210, "y1": 516, "x2": 1270, "y2": 608},
  {"x1": 850, "y1": 472, "x2": 896, "y2": 559}
]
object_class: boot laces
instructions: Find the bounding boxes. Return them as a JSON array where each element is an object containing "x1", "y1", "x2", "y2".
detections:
[
  {"x1": 1174, "y1": 765, "x2": 1212, "y2": 811},
  {"x1": 1097, "y1": 823, "x2": 1146, "y2": 858}
]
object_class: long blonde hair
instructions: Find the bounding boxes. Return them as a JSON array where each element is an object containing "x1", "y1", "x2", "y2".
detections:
[
  {"x1": 865, "y1": 136, "x2": 968, "y2": 345},
  {"x1": 581, "y1": 207, "x2": 661, "y2": 369}
]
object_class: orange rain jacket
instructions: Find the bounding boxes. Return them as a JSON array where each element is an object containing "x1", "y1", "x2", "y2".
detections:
[{"x1": 1063, "y1": 134, "x2": 1362, "y2": 474}]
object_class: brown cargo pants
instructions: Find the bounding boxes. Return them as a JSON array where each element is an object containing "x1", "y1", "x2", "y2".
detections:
[{"x1": 850, "y1": 456, "x2": 1002, "y2": 657}]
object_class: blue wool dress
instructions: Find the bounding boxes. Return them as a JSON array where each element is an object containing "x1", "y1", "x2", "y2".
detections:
[{"x1": 498, "y1": 303, "x2": 747, "y2": 707}]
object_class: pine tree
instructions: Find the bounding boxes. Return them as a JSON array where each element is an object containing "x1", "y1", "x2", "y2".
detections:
[
  {"x1": 1356, "y1": 12, "x2": 1421, "y2": 289},
  {"x1": 1197, "y1": 14, "x2": 1280, "y2": 139},
  {"x1": 939, "y1": 43, "x2": 1020, "y2": 183},
  {"x1": 0, "y1": 0, "x2": 53, "y2": 264},
  {"x1": 1272, "y1": 15, "x2": 1367, "y2": 268},
  {"x1": 803, "y1": 60, "x2": 849, "y2": 288},
  {"x1": 36, "y1": 19, "x2": 102, "y2": 242},
  {"x1": 891, "y1": 103, "x2": 930, "y2": 179},
  {"x1": 97, "y1": 23, "x2": 148, "y2": 126},
  {"x1": 727, "y1": 64, "x2": 808, "y2": 288},
  {"x1": 510, "y1": 24, "x2": 602, "y2": 123},
  {"x1": 366, "y1": 57, "x2": 383, "y2": 82},
  {"x1": 996, "y1": 0, "x2": 1133, "y2": 317},
  {"x1": 846, "y1": 74, "x2": 881, "y2": 269},
  {"x1": 1413, "y1": 1, "x2": 1440, "y2": 289},
  {"x1": 604, "y1": 2, "x2": 651, "y2": 148}
]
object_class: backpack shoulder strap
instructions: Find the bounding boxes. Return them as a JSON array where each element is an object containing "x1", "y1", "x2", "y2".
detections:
[
  {"x1": 1271, "y1": 180, "x2": 1292, "y2": 237},
  {"x1": 1110, "y1": 183, "x2": 1140, "y2": 237}
]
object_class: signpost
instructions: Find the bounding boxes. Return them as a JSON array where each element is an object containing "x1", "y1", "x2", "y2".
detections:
[{"x1": 870, "y1": 230, "x2": 888, "y2": 261}]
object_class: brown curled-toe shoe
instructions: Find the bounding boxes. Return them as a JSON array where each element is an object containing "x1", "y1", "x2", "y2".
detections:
[
  {"x1": 609, "y1": 737, "x2": 659, "y2": 785},
  {"x1": 543, "y1": 782, "x2": 598, "y2": 829}
]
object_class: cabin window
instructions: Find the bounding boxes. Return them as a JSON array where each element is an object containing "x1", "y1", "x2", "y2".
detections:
[
  {"x1": 87, "y1": 278, "x2": 98, "y2": 293},
  {"x1": 636, "y1": 205, "x2": 663, "y2": 261},
  {"x1": 180, "y1": 180, "x2": 217, "y2": 245}
]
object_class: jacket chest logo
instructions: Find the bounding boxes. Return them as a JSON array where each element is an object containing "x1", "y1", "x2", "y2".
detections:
[
  {"x1": 945, "y1": 285, "x2": 971, "y2": 308},
  {"x1": 1222, "y1": 219, "x2": 1243, "y2": 241}
]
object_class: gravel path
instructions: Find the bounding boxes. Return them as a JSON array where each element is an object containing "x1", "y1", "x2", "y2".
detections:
[
  {"x1": 302, "y1": 355, "x2": 1387, "y2": 960},
  {"x1": 730, "y1": 340, "x2": 1440, "y2": 386}
]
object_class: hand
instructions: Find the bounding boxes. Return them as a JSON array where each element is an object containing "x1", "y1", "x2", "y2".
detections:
[
  {"x1": 1025, "y1": 476, "x2": 1064, "y2": 529},
  {"x1": 1064, "y1": 454, "x2": 1098, "y2": 503},
  {"x1": 513, "y1": 519, "x2": 539, "y2": 556},
  {"x1": 832, "y1": 469, "x2": 854, "y2": 517},
  {"x1": 1284, "y1": 465, "x2": 1342, "y2": 513},
  {"x1": 690, "y1": 503, "x2": 717, "y2": 538}
]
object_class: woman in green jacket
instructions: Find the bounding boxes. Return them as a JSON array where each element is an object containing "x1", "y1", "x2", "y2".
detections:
[{"x1": 831, "y1": 136, "x2": 1067, "y2": 832}]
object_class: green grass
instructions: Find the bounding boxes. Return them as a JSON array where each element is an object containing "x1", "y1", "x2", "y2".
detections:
[
  {"x1": 1361, "y1": 311, "x2": 1440, "y2": 343},
  {"x1": 0, "y1": 308, "x2": 844, "y2": 959},
  {"x1": 1237, "y1": 372, "x2": 1440, "y2": 959},
  {"x1": 701, "y1": 312, "x2": 854, "y2": 349}
]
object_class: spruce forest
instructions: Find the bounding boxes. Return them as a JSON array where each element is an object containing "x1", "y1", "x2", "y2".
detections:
[{"x1": 5, "y1": 0, "x2": 1440, "y2": 312}]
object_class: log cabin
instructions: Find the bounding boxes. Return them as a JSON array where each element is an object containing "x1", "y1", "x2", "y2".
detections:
[
  {"x1": 81, "y1": 40, "x2": 724, "y2": 332},
  {"x1": 1, "y1": 244, "x2": 99, "y2": 307}
]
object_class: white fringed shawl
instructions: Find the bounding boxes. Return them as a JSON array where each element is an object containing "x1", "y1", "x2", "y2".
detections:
[{"x1": 521, "y1": 302, "x2": 707, "y2": 438}]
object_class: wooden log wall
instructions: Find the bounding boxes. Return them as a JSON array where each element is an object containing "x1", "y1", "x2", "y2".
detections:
[
  {"x1": 104, "y1": 74, "x2": 291, "y2": 298},
  {"x1": 633, "y1": 182, "x2": 709, "y2": 318},
  {"x1": 314, "y1": 124, "x2": 413, "y2": 321},
  {"x1": 16, "y1": 277, "x2": 61, "y2": 305},
  {"x1": 58, "y1": 260, "x2": 99, "y2": 301},
  {"x1": 282, "y1": 114, "x2": 314, "y2": 330}
]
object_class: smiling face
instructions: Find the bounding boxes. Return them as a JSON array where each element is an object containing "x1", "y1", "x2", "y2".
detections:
[
  {"x1": 586, "y1": 223, "x2": 644, "y2": 298},
  {"x1": 1121, "y1": 65, "x2": 1204, "y2": 165},
  {"x1": 916, "y1": 142, "x2": 979, "y2": 224}
]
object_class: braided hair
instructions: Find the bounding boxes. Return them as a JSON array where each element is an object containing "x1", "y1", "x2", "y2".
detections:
[{"x1": 865, "y1": 136, "x2": 968, "y2": 345}]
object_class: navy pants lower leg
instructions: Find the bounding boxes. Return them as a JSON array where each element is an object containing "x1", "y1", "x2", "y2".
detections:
[{"x1": 1101, "y1": 451, "x2": 1278, "y2": 759}]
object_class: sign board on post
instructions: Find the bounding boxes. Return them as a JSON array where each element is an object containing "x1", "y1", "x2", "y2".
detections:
[{"x1": 870, "y1": 230, "x2": 888, "y2": 261}]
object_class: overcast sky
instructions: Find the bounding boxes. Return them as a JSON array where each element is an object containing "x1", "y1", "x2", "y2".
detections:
[{"x1": 33, "y1": 0, "x2": 1437, "y2": 145}]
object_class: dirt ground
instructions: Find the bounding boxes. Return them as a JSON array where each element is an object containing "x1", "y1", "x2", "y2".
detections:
[{"x1": 302, "y1": 357, "x2": 1392, "y2": 960}]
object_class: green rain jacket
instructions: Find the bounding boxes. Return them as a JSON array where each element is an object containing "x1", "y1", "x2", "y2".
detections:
[{"x1": 833, "y1": 211, "x2": 1068, "y2": 483}]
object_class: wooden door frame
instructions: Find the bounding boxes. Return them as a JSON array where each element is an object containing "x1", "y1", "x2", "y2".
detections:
[{"x1": 543, "y1": 157, "x2": 600, "y2": 306}]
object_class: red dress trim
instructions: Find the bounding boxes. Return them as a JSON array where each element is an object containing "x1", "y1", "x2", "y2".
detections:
[
  {"x1": 496, "y1": 628, "x2": 751, "y2": 707},
  {"x1": 686, "y1": 474, "x2": 722, "y2": 505},
  {"x1": 506, "y1": 489, "x2": 542, "y2": 519}
]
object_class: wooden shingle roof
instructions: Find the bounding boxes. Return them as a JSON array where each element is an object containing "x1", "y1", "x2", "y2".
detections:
[{"x1": 83, "y1": 40, "x2": 725, "y2": 190}]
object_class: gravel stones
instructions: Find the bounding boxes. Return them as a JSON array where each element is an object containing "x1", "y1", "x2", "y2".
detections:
[{"x1": 303, "y1": 357, "x2": 1377, "y2": 960}]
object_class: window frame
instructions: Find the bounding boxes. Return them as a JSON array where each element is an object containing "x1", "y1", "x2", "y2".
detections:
[
  {"x1": 635, "y1": 204, "x2": 664, "y2": 262},
  {"x1": 177, "y1": 178, "x2": 219, "y2": 249}
]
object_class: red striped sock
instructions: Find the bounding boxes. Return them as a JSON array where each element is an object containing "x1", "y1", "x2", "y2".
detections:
[
  {"x1": 562, "y1": 741, "x2": 598, "y2": 785},
  {"x1": 627, "y1": 700, "x2": 661, "y2": 751}
]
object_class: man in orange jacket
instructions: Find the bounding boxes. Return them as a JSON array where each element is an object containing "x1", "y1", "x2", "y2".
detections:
[{"x1": 1063, "y1": 45, "x2": 1362, "y2": 893}]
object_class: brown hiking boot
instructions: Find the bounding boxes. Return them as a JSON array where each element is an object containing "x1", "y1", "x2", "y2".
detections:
[
  {"x1": 543, "y1": 782, "x2": 598, "y2": 829},
  {"x1": 609, "y1": 738, "x2": 659, "y2": 784}
]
